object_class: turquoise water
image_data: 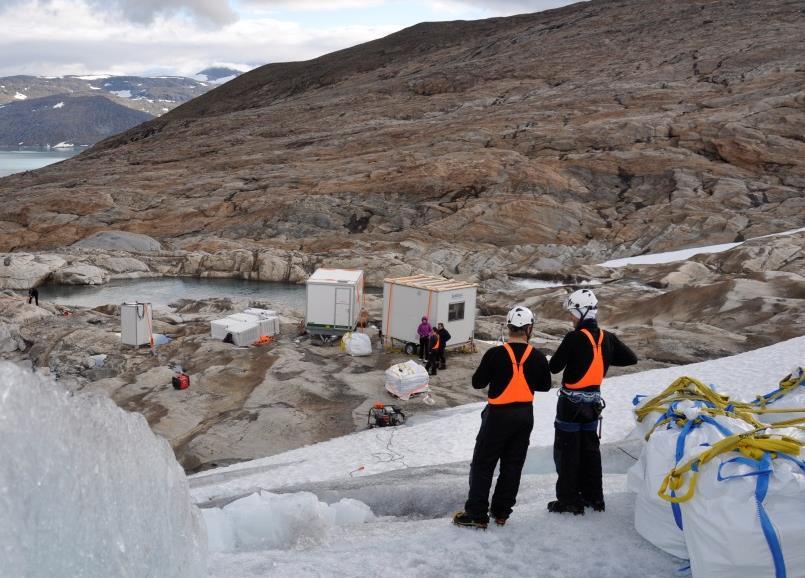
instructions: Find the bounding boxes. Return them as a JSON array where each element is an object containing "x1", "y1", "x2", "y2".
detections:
[
  {"x1": 41, "y1": 277, "x2": 307, "y2": 310},
  {"x1": 0, "y1": 148, "x2": 80, "y2": 177}
]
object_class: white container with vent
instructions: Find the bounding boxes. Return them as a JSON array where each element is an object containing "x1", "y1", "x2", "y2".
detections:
[
  {"x1": 121, "y1": 302, "x2": 152, "y2": 347},
  {"x1": 382, "y1": 275, "x2": 477, "y2": 354},
  {"x1": 305, "y1": 268, "x2": 364, "y2": 336}
]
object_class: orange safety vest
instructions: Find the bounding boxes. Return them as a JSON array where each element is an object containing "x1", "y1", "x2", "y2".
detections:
[
  {"x1": 489, "y1": 343, "x2": 535, "y2": 405},
  {"x1": 565, "y1": 329, "x2": 605, "y2": 389},
  {"x1": 431, "y1": 335, "x2": 440, "y2": 351}
]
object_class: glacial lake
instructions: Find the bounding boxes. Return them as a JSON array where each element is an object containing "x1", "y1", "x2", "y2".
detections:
[
  {"x1": 0, "y1": 148, "x2": 81, "y2": 178},
  {"x1": 41, "y1": 277, "x2": 308, "y2": 310}
]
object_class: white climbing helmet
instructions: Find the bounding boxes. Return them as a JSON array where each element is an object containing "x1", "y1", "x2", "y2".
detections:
[
  {"x1": 564, "y1": 289, "x2": 598, "y2": 317},
  {"x1": 506, "y1": 305, "x2": 535, "y2": 328}
]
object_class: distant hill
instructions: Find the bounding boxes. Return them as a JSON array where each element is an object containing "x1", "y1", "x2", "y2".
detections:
[
  {"x1": 0, "y1": 74, "x2": 225, "y2": 117},
  {"x1": 195, "y1": 67, "x2": 245, "y2": 84},
  {"x1": 0, "y1": 94, "x2": 153, "y2": 146},
  {"x1": 0, "y1": 0, "x2": 802, "y2": 259}
]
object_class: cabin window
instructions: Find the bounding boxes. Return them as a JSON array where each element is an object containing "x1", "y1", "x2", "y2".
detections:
[{"x1": 448, "y1": 301, "x2": 465, "y2": 322}]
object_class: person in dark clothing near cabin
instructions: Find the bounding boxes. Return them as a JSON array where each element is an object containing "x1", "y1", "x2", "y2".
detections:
[
  {"x1": 425, "y1": 326, "x2": 441, "y2": 376},
  {"x1": 27, "y1": 287, "x2": 39, "y2": 306},
  {"x1": 453, "y1": 306, "x2": 552, "y2": 529},
  {"x1": 417, "y1": 316, "x2": 432, "y2": 360},
  {"x1": 436, "y1": 322, "x2": 451, "y2": 370},
  {"x1": 548, "y1": 289, "x2": 637, "y2": 515}
]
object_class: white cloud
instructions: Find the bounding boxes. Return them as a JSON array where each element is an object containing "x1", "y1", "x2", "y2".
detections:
[
  {"x1": 429, "y1": 0, "x2": 581, "y2": 17},
  {"x1": 0, "y1": 0, "x2": 401, "y2": 76}
]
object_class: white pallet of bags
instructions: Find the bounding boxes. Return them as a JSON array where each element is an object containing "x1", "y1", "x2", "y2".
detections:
[
  {"x1": 242, "y1": 308, "x2": 280, "y2": 335},
  {"x1": 210, "y1": 316, "x2": 261, "y2": 346},
  {"x1": 752, "y1": 367, "x2": 805, "y2": 425},
  {"x1": 342, "y1": 332, "x2": 372, "y2": 357},
  {"x1": 680, "y1": 427, "x2": 805, "y2": 578},
  {"x1": 626, "y1": 403, "x2": 754, "y2": 559},
  {"x1": 229, "y1": 313, "x2": 277, "y2": 338},
  {"x1": 385, "y1": 360, "x2": 429, "y2": 400}
]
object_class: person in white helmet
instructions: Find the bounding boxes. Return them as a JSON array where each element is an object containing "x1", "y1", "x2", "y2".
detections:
[
  {"x1": 453, "y1": 305, "x2": 552, "y2": 529},
  {"x1": 547, "y1": 289, "x2": 636, "y2": 515}
]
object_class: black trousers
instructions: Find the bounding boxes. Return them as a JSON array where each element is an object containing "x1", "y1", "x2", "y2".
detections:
[
  {"x1": 465, "y1": 405, "x2": 533, "y2": 519},
  {"x1": 437, "y1": 347, "x2": 446, "y2": 368},
  {"x1": 425, "y1": 350, "x2": 439, "y2": 374},
  {"x1": 419, "y1": 337, "x2": 428, "y2": 359},
  {"x1": 553, "y1": 395, "x2": 603, "y2": 505}
]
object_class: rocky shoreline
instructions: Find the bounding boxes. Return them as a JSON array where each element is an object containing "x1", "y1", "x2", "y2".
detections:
[{"x1": 0, "y1": 229, "x2": 800, "y2": 472}]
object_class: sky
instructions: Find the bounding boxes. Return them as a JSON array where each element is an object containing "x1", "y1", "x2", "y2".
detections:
[{"x1": 0, "y1": 0, "x2": 581, "y2": 77}]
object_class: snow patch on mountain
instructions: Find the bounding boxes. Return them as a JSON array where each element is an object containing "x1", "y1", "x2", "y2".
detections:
[
  {"x1": 52, "y1": 101, "x2": 64, "y2": 109},
  {"x1": 13, "y1": 92, "x2": 26, "y2": 100}
]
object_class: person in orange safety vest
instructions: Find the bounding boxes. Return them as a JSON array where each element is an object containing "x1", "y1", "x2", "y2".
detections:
[
  {"x1": 547, "y1": 289, "x2": 637, "y2": 515},
  {"x1": 453, "y1": 305, "x2": 551, "y2": 529}
]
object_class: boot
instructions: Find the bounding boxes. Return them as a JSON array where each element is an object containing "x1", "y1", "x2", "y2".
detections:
[
  {"x1": 584, "y1": 499, "x2": 605, "y2": 512},
  {"x1": 452, "y1": 511, "x2": 488, "y2": 529},
  {"x1": 547, "y1": 501, "x2": 584, "y2": 516}
]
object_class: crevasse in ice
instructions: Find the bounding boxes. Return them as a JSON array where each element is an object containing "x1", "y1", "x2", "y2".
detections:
[{"x1": 0, "y1": 362, "x2": 206, "y2": 578}]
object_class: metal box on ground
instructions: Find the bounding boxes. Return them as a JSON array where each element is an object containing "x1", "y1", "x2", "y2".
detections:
[
  {"x1": 382, "y1": 275, "x2": 477, "y2": 353},
  {"x1": 121, "y1": 302, "x2": 152, "y2": 347},
  {"x1": 305, "y1": 268, "x2": 364, "y2": 336}
]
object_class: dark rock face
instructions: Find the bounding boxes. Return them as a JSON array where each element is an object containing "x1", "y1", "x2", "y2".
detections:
[
  {"x1": 0, "y1": 0, "x2": 802, "y2": 266},
  {"x1": 0, "y1": 95, "x2": 152, "y2": 146}
]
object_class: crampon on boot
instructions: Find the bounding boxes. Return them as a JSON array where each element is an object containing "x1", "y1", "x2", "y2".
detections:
[
  {"x1": 547, "y1": 501, "x2": 584, "y2": 516},
  {"x1": 452, "y1": 511, "x2": 489, "y2": 529}
]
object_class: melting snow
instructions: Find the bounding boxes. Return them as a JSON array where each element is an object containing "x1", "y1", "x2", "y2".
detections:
[
  {"x1": 110, "y1": 89, "x2": 132, "y2": 98},
  {"x1": 13, "y1": 92, "x2": 27, "y2": 100},
  {"x1": 600, "y1": 227, "x2": 805, "y2": 268},
  {"x1": 87, "y1": 84, "x2": 101, "y2": 90},
  {"x1": 52, "y1": 102, "x2": 64, "y2": 109}
]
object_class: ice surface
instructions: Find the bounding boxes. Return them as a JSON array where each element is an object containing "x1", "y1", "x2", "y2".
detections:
[
  {"x1": 0, "y1": 363, "x2": 206, "y2": 578},
  {"x1": 201, "y1": 491, "x2": 373, "y2": 553},
  {"x1": 192, "y1": 336, "x2": 804, "y2": 577},
  {"x1": 599, "y1": 226, "x2": 805, "y2": 267}
]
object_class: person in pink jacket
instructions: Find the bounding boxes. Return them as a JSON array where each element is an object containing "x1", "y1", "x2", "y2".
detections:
[{"x1": 417, "y1": 316, "x2": 432, "y2": 360}]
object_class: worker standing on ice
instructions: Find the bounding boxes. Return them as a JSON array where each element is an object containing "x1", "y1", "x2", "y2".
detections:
[
  {"x1": 548, "y1": 289, "x2": 637, "y2": 515},
  {"x1": 437, "y1": 322, "x2": 451, "y2": 370},
  {"x1": 453, "y1": 306, "x2": 551, "y2": 529},
  {"x1": 417, "y1": 316, "x2": 432, "y2": 360},
  {"x1": 425, "y1": 326, "x2": 441, "y2": 376}
]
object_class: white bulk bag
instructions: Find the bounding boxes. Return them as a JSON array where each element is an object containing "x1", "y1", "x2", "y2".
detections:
[
  {"x1": 342, "y1": 332, "x2": 372, "y2": 357},
  {"x1": 752, "y1": 368, "x2": 805, "y2": 425},
  {"x1": 681, "y1": 428, "x2": 805, "y2": 578},
  {"x1": 385, "y1": 360, "x2": 429, "y2": 400},
  {"x1": 627, "y1": 406, "x2": 754, "y2": 559}
]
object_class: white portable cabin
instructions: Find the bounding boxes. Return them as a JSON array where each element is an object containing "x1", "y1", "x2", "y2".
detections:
[
  {"x1": 305, "y1": 268, "x2": 364, "y2": 335},
  {"x1": 210, "y1": 316, "x2": 261, "y2": 347},
  {"x1": 121, "y1": 302, "x2": 152, "y2": 347},
  {"x1": 382, "y1": 275, "x2": 477, "y2": 353}
]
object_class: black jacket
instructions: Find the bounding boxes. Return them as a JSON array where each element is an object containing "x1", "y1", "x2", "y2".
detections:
[
  {"x1": 437, "y1": 327, "x2": 451, "y2": 350},
  {"x1": 549, "y1": 319, "x2": 637, "y2": 391},
  {"x1": 473, "y1": 342, "x2": 552, "y2": 406}
]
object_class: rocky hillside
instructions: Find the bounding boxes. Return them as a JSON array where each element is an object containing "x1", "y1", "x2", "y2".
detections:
[
  {"x1": 0, "y1": 0, "x2": 802, "y2": 267},
  {"x1": 0, "y1": 95, "x2": 153, "y2": 147},
  {"x1": 0, "y1": 74, "x2": 234, "y2": 117}
]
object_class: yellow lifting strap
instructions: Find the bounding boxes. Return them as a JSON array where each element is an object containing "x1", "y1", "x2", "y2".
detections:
[
  {"x1": 634, "y1": 376, "x2": 732, "y2": 423},
  {"x1": 643, "y1": 406, "x2": 765, "y2": 442},
  {"x1": 658, "y1": 427, "x2": 805, "y2": 504},
  {"x1": 752, "y1": 369, "x2": 805, "y2": 407}
]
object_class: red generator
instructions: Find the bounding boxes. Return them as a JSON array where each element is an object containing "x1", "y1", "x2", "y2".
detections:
[{"x1": 172, "y1": 373, "x2": 190, "y2": 390}]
